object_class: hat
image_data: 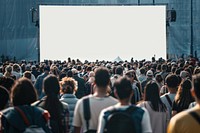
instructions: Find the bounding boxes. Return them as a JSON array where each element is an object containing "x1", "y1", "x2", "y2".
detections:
[
  {"x1": 71, "y1": 68, "x2": 78, "y2": 74},
  {"x1": 146, "y1": 70, "x2": 153, "y2": 77},
  {"x1": 180, "y1": 71, "x2": 189, "y2": 79},
  {"x1": 171, "y1": 62, "x2": 176, "y2": 65},
  {"x1": 31, "y1": 65, "x2": 36, "y2": 69}
]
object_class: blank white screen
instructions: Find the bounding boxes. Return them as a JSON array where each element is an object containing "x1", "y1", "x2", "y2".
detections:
[{"x1": 40, "y1": 5, "x2": 166, "y2": 62}]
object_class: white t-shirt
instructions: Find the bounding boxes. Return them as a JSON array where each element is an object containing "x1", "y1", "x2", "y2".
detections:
[
  {"x1": 160, "y1": 93, "x2": 176, "y2": 118},
  {"x1": 97, "y1": 105, "x2": 152, "y2": 133},
  {"x1": 73, "y1": 95, "x2": 118, "y2": 132}
]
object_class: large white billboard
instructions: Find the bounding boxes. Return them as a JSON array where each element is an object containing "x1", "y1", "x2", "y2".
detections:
[{"x1": 40, "y1": 5, "x2": 166, "y2": 62}]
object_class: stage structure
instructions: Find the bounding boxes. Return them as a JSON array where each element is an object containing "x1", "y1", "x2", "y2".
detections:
[{"x1": 0, "y1": 0, "x2": 199, "y2": 62}]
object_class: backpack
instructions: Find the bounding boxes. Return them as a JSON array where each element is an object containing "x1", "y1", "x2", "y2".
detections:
[
  {"x1": 83, "y1": 97, "x2": 96, "y2": 133},
  {"x1": 104, "y1": 106, "x2": 137, "y2": 133},
  {"x1": 0, "y1": 106, "x2": 51, "y2": 133},
  {"x1": 14, "y1": 107, "x2": 47, "y2": 133}
]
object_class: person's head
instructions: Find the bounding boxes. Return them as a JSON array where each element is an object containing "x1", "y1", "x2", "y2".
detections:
[
  {"x1": 67, "y1": 70, "x2": 73, "y2": 77},
  {"x1": 115, "y1": 66, "x2": 123, "y2": 76},
  {"x1": 144, "y1": 81, "x2": 166, "y2": 111},
  {"x1": 60, "y1": 77, "x2": 77, "y2": 94},
  {"x1": 140, "y1": 67, "x2": 146, "y2": 75},
  {"x1": 125, "y1": 70, "x2": 136, "y2": 82},
  {"x1": 11, "y1": 78, "x2": 37, "y2": 106},
  {"x1": 13, "y1": 64, "x2": 20, "y2": 72},
  {"x1": 156, "y1": 64, "x2": 162, "y2": 71},
  {"x1": 161, "y1": 64, "x2": 167, "y2": 71},
  {"x1": 43, "y1": 74, "x2": 60, "y2": 96},
  {"x1": 0, "y1": 76, "x2": 15, "y2": 92},
  {"x1": 175, "y1": 79, "x2": 193, "y2": 102},
  {"x1": 146, "y1": 70, "x2": 153, "y2": 78},
  {"x1": 192, "y1": 73, "x2": 200, "y2": 101},
  {"x1": 0, "y1": 86, "x2": 9, "y2": 110},
  {"x1": 180, "y1": 70, "x2": 190, "y2": 80},
  {"x1": 144, "y1": 81, "x2": 160, "y2": 102},
  {"x1": 114, "y1": 77, "x2": 133, "y2": 100},
  {"x1": 4, "y1": 65, "x2": 13, "y2": 77},
  {"x1": 155, "y1": 74, "x2": 163, "y2": 83},
  {"x1": 193, "y1": 67, "x2": 200, "y2": 75},
  {"x1": 77, "y1": 65, "x2": 82, "y2": 72},
  {"x1": 94, "y1": 67, "x2": 110, "y2": 88},
  {"x1": 23, "y1": 71, "x2": 32, "y2": 80},
  {"x1": 43, "y1": 65, "x2": 50, "y2": 73},
  {"x1": 88, "y1": 71, "x2": 95, "y2": 83},
  {"x1": 165, "y1": 74, "x2": 179, "y2": 90}
]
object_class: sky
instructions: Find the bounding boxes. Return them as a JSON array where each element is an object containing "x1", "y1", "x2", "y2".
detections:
[{"x1": 40, "y1": 5, "x2": 166, "y2": 62}]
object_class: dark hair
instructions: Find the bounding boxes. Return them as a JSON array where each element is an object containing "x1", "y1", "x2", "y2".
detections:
[
  {"x1": 11, "y1": 78, "x2": 37, "y2": 106},
  {"x1": 0, "y1": 77, "x2": 15, "y2": 92},
  {"x1": 95, "y1": 67, "x2": 110, "y2": 88},
  {"x1": 0, "y1": 86, "x2": 9, "y2": 110},
  {"x1": 140, "y1": 67, "x2": 146, "y2": 75},
  {"x1": 114, "y1": 77, "x2": 133, "y2": 100},
  {"x1": 115, "y1": 66, "x2": 123, "y2": 75},
  {"x1": 43, "y1": 74, "x2": 64, "y2": 132},
  {"x1": 161, "y1": 64, "x2": 167, "y2": 71},
  {"x1": 67, "y1": 70, "x2": 73, "y2": 77},
  {"x1": 175, "y1": 79, "x2": 194, "y2": 110},
  {"x1": 155, "y1": 74, "x2": 163, "y2": 83},
  {"x1": 112, "y1": 66, "x2": 117, "y2": 75},
  {"x1": 156, "y1": 64, "x2": 162, "y2": 71},
  {"x1": 77, "y1": 65, "x2": 82, "y2": 71},
  {"x1": 165, "y1": 74, "x2": 179, "y2": 88},
  {"x1": 144, "y1": 81, "x2": 166, "y2": 112},
  {"x1": 192, "y1": 73, "x2": 200, "y2": 99}
]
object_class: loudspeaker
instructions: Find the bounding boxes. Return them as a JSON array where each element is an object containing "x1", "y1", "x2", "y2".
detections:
[{"x1": 171, "y1": 9, "x2": 176, "y2": 22}]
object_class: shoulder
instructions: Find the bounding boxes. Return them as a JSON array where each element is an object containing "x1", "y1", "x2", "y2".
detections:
[
  {"x1": 32, "y1": 99, "x2": 46, "y2": 108},
  {"x1": 160, "y1": 93, "x2": 167, "y2": 98},
  {"x1": 73, "y1": 95, "x2": 91, "y2": 109},
  {"x1": 137, "y1": 101, "x2": 146, "y2": 107},
  {"x1": 1, "y1": 107, "x2": 16, "y2": 118},
  {"x1": 168, "y1": 107, "x2": 200, "y2": 133},
  {"x1": 61, "y1": 101, "x2": 69, "y2": 110},
  {"x1": 170, "y1": 107, "x2": 199, "y2": 125},
  {"x1": 107, "y1": 96, "x2": 118, "y2": 102}
]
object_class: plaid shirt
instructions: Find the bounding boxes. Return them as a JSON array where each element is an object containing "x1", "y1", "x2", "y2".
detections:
[{"x1": 62, "y1": 103, "x2": 70, "y2": 133}]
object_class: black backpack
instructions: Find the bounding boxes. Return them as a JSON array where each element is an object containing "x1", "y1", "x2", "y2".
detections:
[{"x1": 104, "y1": 106, "x2": 137, "y2": 133}]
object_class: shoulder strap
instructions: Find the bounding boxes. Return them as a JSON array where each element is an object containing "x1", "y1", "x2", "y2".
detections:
[
  {"x1": 83, "y1": 97, "x2": 91, "y2": 131},
  {"x1": 190, "y1": 111, "x2": 200, "y2": 124},
  {"x1": 165, "y1": 95, "x2": 172, "y2": 107},
  {"x1": 34, "y1": 99, "x2": 45, "y2": 107},
  {"x1": 15, "y1": 107, "x2": 30, "y2": 126}
]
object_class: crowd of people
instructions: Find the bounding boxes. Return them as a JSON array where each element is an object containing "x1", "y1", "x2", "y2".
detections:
[{"x1": 0, "y1": 56, "x2": 200, "y2": 133}]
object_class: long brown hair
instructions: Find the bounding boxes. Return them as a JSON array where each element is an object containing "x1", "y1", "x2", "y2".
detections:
[
  {"x1": 174, "y1": 79, "x2": 194, "y2": 109},
  {"x1": 11, "y1": 78, "x2": 37, "y2": 106},
  {"x1": 43, "y1": 74, "x2": 64, "y2": 133},
  {"x1": 144, "y1": 81, "x2": 167, "y2": 112}
]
